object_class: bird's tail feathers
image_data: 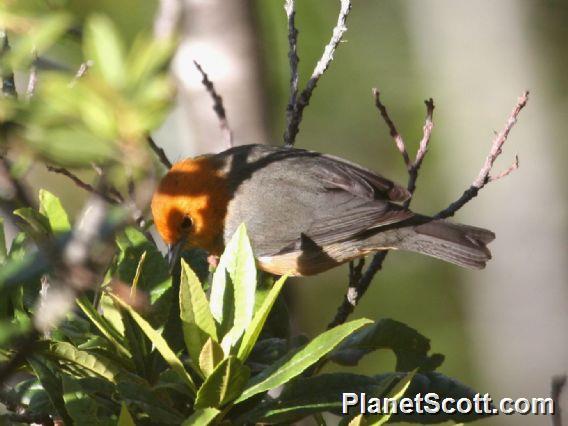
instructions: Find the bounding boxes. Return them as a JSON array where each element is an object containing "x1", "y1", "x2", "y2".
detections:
[{"x1": 397, "y1": 220, "x2": 495, "y2": 269}]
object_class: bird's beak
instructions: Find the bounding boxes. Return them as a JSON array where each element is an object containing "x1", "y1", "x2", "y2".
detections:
[{"x1": 167, "y1": 238, "x2": 186, "y2": 272}]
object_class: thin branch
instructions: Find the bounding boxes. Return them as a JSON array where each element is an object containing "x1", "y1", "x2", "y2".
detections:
[
  {"x1": 147, "y1": 135, "x2": 172, "y2": 168},
  {"x1": 68, "y1": 60, "x2": 93, "y2": 88},
  {"x1": 329, "y1": 91, "x2": 526, "y2": 328},
  {"x1": 26, "y1": 52, "x2": 38, "y2": 100},
  {"x1": 283, "y1": 0, "x2": 352, "y2": 146},
  {"x1": 372, "y1": 89, "x2": 411, "y2": 170},
  {"x1": 193, "y1": 60, "x2": 234, "y2": 148},
  {"x1": 407, "y1": 98, "x2": 435, "y2": 198},
  {"x1": 552, "y1": 374, "x2": 566, "y2": 426},
  {"x1": 283, "y1": 0, "x2": 299, "y2": 146},
  {"x1": 328, "y1": 94, "x2": 435, "y2": 328},
  {"x1": 46, "y1": 165, "x2": 122, "y2": 204},
  {"x1": 435, "y1": 91, "x2": 528, "y2": 219}
]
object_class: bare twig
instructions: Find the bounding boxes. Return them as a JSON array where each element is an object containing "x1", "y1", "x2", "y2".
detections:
[
  {"x1": 328, "y1": 94, "x2": 435, "y2": 328},
  {"x1": 329, "y1": 91, "x2": 526, "y2": 328},
  {"x1": 283, "y1": 0, "x2": 352, "y2": 146},
  {"x1": 26, "y1": 52, "x2": 38, "y2": 100},
  {"x1": 552, "y1": 374, "x2": 566, "y2": 426},
  {"x1": 193, "y1": 60, "x2": 234, "y2": 148},
  {"x1": 372, "y1": 89, "x2": 411, "y2": 170},
  {"x1": 46, "y1": 165, "x2": 123, "y2": 204},
  {"x1": 147, "y1": 136, "x2": 172, "y2": 169},
  {"x1": 407, "y1": 98, "x2": 435, "y2": 198},
  {"x1": 435, "y1": 91, "x2": 528, "y2": 219},
  {"x1": 283, "y1": 0, "x2": 299, "y2": 146},
  {"x1": 68, "y1": 60, "x2": 93, "y2": 87}
]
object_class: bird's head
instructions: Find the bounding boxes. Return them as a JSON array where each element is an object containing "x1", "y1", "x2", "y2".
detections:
[{"x1": 151, "y1": 156, "x2": 230, "y2": 264}]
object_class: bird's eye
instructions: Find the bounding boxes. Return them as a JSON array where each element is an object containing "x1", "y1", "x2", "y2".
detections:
[{"x1": 180, "y1": 215, "x2": 193, "y2": 230}]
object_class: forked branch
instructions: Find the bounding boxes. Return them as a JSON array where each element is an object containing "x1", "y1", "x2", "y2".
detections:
[
  {"x1": 328, "y1": 90, "x2": 527, "y2": 328},
  {"x1": 283, "y1": 0, "x2": 352, "y2": 146}
]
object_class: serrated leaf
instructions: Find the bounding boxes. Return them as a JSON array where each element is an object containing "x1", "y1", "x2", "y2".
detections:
[
  {"x1": 180, "y1": 259, "x2": 218, "y2": 366},
  {"x1": 199, "y1": 337, "x2": 224, "y2": 377},
  {"x1": 118, "y1": 402, "x2": 136, "y2": 426},
  {"x1": 84, "y1": 14, "x2": 125, "y2": 87},
  {"x1": 330, "y1": 319, "x2": 444, "y2": 372},
  {"x1": 236, "y1": 318, "x2": 372, "y2": 403},
  {"x1": 194, "y1": 356, "x2": 250, "y2": 409},
  {"x1": 237, "y1": 275, "x2": 287, "y2": 361},
  {"x1": 48, "y1": 342, "x2": 120, "y2": 383},
  {"x1": 210, "y1": 224, "x2": 256, "y2": 352},
  {"x1": 182, "y1": 408, "x2": 220, "y2": 426},
  {"x1": 110, "y1": 293, "x2": 196, "y2": 395}
]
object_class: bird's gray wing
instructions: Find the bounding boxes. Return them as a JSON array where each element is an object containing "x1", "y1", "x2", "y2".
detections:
[{"x1": 222, "y1": 146, "x2": 414, "y2": 257}]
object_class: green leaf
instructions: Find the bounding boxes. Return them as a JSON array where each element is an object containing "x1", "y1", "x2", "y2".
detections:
[
  {"x1": 181, "y1": 408, "x2": 220, "y2": 426},
  {"x1": 199, "y1": 337, "x2": 224, "y2": 377},
  {"x1": 116, "y1": 227, "x2": 171, "y2": 326},
  {"x1": 110, "y1": 293, "x2": 196, "y2": 395},
  {"x1": 210, "y1": 223, "x2": 256, "y2": 352},
  {"x1": 99, "y1": 291, "x2": 124, "y2": 336},
  {"x1": 118, "y1": 402, "x2": 136, "y2": 426},
  {"x1": 237, "y1": 275, "x2": 287, "y2": 361},
  {"x1": 240, "y1": 373, "x2": 394, "y2": 424},
  {"x1": 349, "y1": 415, "x2": 367, "y2": 426},
  {"x1": 62, "y1": 375, "x2": 101, "y2": 425},
  {"x1": 372, "y1": 372, "x2": 490, "y2": 424},
  {"x1": 84, "y1": 14, "x2": 126, "y2": 87},
  {"x1": 236, "y1": 318, "x2": 372, "y2": 403},
  {"x1": 27, "y1": 355, "x2": 73, "y2": 425},
  {"x1": 25, "y1": 126, "x2": 117, "y2": 167},
  {"x1": 330, "y1": 319, "x2": 444, "y2": 372},
  {"x1": 13, "y1": 207, "x2": 51, "y2": 240},
  {"x1": 117, "y1": 379, "x2": 185, "y2": 424},
  {"x1": 48, "y1": 342, "x2": 120, "y2": 383},
  {"x1": 76, "y1": 296, "x2": 130, "y2": 357},
  {"x1": 367, "y1": 370, "x2": 415, "y2": 425},
  {"x1": 126, "y1": 35, "x2": 176, "y2": 87},
  {"x1": 5, "y1": 13, "x2": 72, "y2": 70},
  {"x1": 180, "y1": 259, "x2": 218, "y2": 366},
  {"x1": 194, "y1": 356, "x2": 250, "y2": 409},
  {"x1": 39, "y1": 189, "x2": 71, "y2": 234}
]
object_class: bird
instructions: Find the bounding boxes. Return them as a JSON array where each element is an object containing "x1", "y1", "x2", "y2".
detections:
[{"x1": 151, "y1": 144, "x2": 495, "y2": 276}]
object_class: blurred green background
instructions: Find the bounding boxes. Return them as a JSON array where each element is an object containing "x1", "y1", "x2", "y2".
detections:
[{"x1": 12, "y1": 0, "x2": 567, "y2": 424}]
